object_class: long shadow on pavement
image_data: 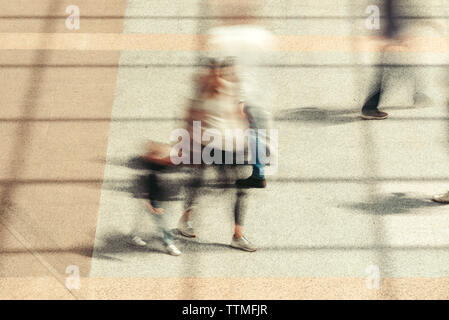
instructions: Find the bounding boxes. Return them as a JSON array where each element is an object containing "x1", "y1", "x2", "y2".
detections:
[{"x1": 342, "y1": 192, "x2": 442, "y2": 215}]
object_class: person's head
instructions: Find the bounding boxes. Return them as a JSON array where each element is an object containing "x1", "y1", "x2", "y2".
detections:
[
  {"x1": 202, "y1": 57, "x2": 238, "y2": 94},
  {"x1": 218, "y1": 57, "x2": 238, "y2": 82},
  {"x1": 144, "y1": 141, "x2": 173, "y2": 166}
]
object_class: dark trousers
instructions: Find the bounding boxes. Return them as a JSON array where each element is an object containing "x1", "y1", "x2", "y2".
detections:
[{"x1": 184, "y1": 163, "x2": 247, "y2": 227}]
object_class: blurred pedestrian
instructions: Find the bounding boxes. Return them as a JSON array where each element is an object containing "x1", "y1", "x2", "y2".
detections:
[
  {"x1": 207, "y1": 0, "x2": 277, "y2": 188},
  {"x1": 129, "y1": 142, "x2": 182, "y2": 256},
  {"x1": 177, "y1": 59, "x2": 258, "y2": 252}
]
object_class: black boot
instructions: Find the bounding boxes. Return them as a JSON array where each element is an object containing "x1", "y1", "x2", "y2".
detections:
[{"x1": 361, "y1": 90, "x2": 388, "y2": 120}]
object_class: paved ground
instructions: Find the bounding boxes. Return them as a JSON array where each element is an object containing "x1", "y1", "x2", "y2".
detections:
[
  {"x1": 0, "y1": 0, "x2": 127, "y2": 299},
  {"x1": 1, "y1": 0, "x2": 449, "y2": 299},
  {"x1": 91, "y1": 0, "x2": 449, "y2": 284}
]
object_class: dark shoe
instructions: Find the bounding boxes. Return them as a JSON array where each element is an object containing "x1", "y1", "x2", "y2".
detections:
[
  {"x1": 236, "y1": 176, "x2": 267, "y2": 189},
  {"x1": 362, "y1": 90, "x2": 381, "y2": 111},
  {"x1": 361, "y1": 109, "x2": 389, "y2": 120}
]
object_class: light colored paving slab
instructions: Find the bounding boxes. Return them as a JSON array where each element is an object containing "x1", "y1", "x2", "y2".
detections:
[
  {"x1": 0, "y1": 0, "x2": 128, "y2": 33},
  {"x1": 0, "y1": 1, "x2": 127, "y2": 284}
]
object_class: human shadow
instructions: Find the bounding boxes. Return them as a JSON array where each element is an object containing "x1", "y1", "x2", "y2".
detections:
[
  {"x1": 92, "y1": 232, "x2": 171, "y2": 260},
  {"x1": 101, "y1": 156, "x2": 246, "y2": 198},
  {"x1": 275, "y1": 107, "x2": 362, "y2": 126},
  {"x1": 342, "y1": 192, "x2": 441, "y2": 215},
  {"x1": 275, "y1": 104, "x2": 434, "y2": 126}
]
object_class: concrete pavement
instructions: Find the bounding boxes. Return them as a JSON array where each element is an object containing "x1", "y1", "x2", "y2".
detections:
[
  {"x1": 1, "y1": 0, "x2": 449, "y2": 299},
  {"x1": 89, "y1": 0, "x2": 449, "y2": 298}
]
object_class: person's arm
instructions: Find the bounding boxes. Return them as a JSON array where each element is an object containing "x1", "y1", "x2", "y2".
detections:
[
  {"x1": 186, "y1": 71, "x2": 209, "y2": 124},
  {"x1": 237, "y1": 100, "x2": 246, "y2": 118},
  {"x1": 144, "y1": 200, "x2": 164, "y2": 215}
]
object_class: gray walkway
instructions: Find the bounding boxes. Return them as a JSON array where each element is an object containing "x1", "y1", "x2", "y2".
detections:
[{"x1": 90, "y1": 0, "x2": 449, "y2": 279}]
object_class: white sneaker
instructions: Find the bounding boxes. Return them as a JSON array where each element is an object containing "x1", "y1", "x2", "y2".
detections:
[
  {"x1": 165, "y1": 243, "x2": 182, "y2": 256},
  {"x1": 177, "y1": 219, "x2": 196, "y2": 238},
  {"x1": 432, "y1": 191, "x2": 449, "y2": 204},
  {"x1": 128, "y1": 235, "x2": 147, "y2": 247},
  {"x1": 230, "y1": 235, "x2": 257, "y2": 252}
]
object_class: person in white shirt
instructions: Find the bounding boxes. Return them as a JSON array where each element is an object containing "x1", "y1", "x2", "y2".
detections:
[
  {"x1": 205, "y1": 0, "x2": 277, "y2": 188},
  {"x1": 178, "y1": 58, "x2": 258, "y2": 252}
]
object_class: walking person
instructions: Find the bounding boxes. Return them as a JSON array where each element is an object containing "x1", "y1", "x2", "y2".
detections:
[
  {"x1": 361, "y1": 0, "x2": 446, "y2": 119},
  {"x1": 205, "y1": 0, "x2": 277, "y2": 188},
  {"x1": 128, "y1": 142, "x2": 182, "y2": 256},
  {"x1": 177, "y1": 58, "x2": 258, "y2": 252},
  {"x1": 360, "y1": 0, "x2": 396, "y2": 120}
]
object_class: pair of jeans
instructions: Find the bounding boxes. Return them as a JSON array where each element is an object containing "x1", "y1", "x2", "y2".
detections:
[
  {"x1": 148, "y1": 205, "x2": 173, "y2": 245},
  {"x1": 244, "y1": 106, "x2": 271, "y2": 180},
  {"x1": 146, "y1": 169, "x2": 182, "y2": 245}
]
